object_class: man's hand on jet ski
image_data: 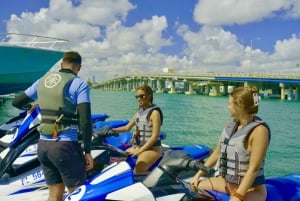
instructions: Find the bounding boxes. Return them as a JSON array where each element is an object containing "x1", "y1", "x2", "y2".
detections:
[{"x1": 26, "y1": 104, "x2": 39, "y2": 114}]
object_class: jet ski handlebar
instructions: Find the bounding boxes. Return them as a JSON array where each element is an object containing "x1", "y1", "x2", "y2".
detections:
[
  {"x1": 93, "y1": 126, "x2": 118, "y2": 140},
  {"x1": 186, "y1": 160, "x2": 215, "y2": 176},
  {"x1": 158, "y1": 150, "x2": 215, "y2": 176}
]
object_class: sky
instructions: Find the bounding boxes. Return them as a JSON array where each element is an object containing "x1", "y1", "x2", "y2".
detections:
[{"x1": 1, "y1": 0, "x2": 300, "y2": 82}]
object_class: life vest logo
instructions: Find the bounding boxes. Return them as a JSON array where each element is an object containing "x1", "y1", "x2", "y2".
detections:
[{"x1": 44, "y1": 73, "x2": 62, "y2": 88}]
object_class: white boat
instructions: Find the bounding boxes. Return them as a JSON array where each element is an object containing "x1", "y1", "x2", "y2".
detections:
[{"x1": 0, "y1": 33, "x2": 68, "y2": 95}]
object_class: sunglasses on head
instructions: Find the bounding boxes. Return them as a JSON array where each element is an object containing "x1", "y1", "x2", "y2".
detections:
[{"x1": 135, "y1": 94, "x2": 146, "y2": 99}]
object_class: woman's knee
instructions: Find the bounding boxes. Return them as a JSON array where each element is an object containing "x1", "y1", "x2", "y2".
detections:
[
  {"x1": 245, "y1": 188, "x2": 267, "y2": 201},
  {"x1": 134, "y1": 161, "x2": 148, "y2": 174},
  {"x1": 198, "y1": 178, "x2": 214, "y2": 190},
  {"x1": 198, "y1": 177, "x2": 226, "y2": 192}
]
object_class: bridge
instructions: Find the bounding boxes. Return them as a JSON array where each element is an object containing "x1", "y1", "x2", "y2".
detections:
[{"x1": 92, "y1": 72, "x2": 300, "y2": 100}]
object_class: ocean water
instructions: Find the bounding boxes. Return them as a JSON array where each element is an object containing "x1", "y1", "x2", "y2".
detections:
[{"x1": 1, "y1": 90, "x2": 299, "y2": 178}]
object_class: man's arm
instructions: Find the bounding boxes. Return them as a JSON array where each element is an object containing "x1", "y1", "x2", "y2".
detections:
[
  {"x1": 77, "y1": 102, "x2": 93, "y2": 170},
  {"x1": 77, "y1": 102, "x2": 92, "y2": 153},
  {"x1": 12, "y1": 92, "x2": 34, "y2": 110}
]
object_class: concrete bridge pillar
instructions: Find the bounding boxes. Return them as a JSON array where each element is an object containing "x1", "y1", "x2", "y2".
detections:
[
  {"x1": 117, "y1": 81, "x2": 122, "y2": 90},
  {"x1": 295, "y1": 87, "x2": 300, "y2": 100},
  {"x1": 209, "y1": 86, "x2": 220, "y2": 96},
  {"x1": 224, "y1": 84, "x2": 229, "y2": 95},
  {"x1": 139, "y1": 79, "x2": 144, "y2": 88},
  {"x1": 287, "y1": 87, "x2": 293, "y2": 100},
  {"x1": 185, "y1": 82, "x2": 194, "y2": 95},
  {"x1": 127, "y1": 79, "x2": 133, "y2": 91},
  {"x1": 198, "y1": 86, "x2": 205, "y2": 94},
  {"x1": 132, "y1": 79, "x2": 138, "y2": 91},
  {"x1": 113, "y1": 81, "x2": 117, "y2": 90},
  {"x1": 147, "y1": 79, "x2": 154, "y2": 89},
  {"x1": 125, "y1": 79, "x2": 130, "y2": 91},
  {"x1": 150, "y1": 79, "x2": 156, "y2": 90},
  {"x1": 156, "y1": 79, "x2": 163, "y2": 93},
  {"x1": 204, "y1": 85, "x2": 210, "y2": 95},
  {"x1": 279, "y1": 83, "x2": 285, "y2": 100},
  {"x1": 168, "y1": 81, "x2": 176, "y2": 94}
]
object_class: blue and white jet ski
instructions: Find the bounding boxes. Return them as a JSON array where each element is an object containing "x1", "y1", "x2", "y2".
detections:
[
  {"x1": 0, "y1": 106, "x2": 211, "y2": 200},
  {"x1": 65, "y1": 150, "x2": 300, "y2": 201},
  {"x1": 0, "y1": 107, "x2": 109, "y2": 139},
  {"x1": 0, "y1": 106, "x2": 125, "y2": 200}
]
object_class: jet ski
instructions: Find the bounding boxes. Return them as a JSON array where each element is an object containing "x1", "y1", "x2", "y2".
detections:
[
  {"x1": 0, "y1": 106, "x2": 129, "y2": 201},
  {"x1": 88, "y1": 125, "x2": 211, "y2": 178},
  {"x1": 99, "y1": 127, "x2": 211, "y2": 171},
  {"x1": 0, "y1": 107, "x2": 109, "y2": 138},
  {"x1": 65, "y1": 150, "x2": 300, "y2": 201},
  {"x1": 0, "y1": 106, "x2": 212, "y2": 200},
  {"x1": 0, "y1": 106, "x2": 115, "y2": 152}
]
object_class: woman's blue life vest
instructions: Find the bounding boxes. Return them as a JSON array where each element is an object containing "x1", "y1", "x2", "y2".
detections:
[
  {"x1": 217, "y1": 116, "x2": 271, "y2": 185},
  {"x1": 37, "y1": 71, "x2": 79, "y2": 135},
  {"x1": 133, "y1": 104, "x2": 163, "y2": 146}
]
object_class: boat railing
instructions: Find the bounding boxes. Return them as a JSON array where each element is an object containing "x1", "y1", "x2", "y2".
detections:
[{"x1": 0, "y1": 32, "x2": 69, "y2": 49}]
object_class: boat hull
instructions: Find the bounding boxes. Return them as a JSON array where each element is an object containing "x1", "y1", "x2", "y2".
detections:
[{"x1": 0, "y1": 45, "x2": 63, "y2": 95}]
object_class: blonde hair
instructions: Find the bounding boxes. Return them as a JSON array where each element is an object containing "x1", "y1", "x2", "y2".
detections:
[{"x1": 230, "y1": 86, "x2": 259, "y2": 114}]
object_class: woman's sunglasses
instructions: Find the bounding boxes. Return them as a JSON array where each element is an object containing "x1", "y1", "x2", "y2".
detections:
[{"x1": 135, "y1": 94, "x2": 146, "y2": 99}]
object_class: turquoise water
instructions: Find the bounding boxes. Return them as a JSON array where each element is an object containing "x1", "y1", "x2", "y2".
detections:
[{"x1": 1, "y1": 90, "x2": 299, "y2": 178}]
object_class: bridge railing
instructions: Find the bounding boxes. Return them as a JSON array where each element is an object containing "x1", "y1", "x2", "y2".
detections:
[{"x1": 94, "y1": 72, "x2": 300, "y2": 86}]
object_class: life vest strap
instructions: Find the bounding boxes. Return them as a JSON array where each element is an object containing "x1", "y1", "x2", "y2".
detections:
[
  {"x1": 40, "y1": 109, "x2": 78, "y2": 124},
  {"x1": 41, "y1": 118, "x2": 78, "y2": 124},
  {"x1": 41, "y1": 109, "x2": 78, "y2": 119}
]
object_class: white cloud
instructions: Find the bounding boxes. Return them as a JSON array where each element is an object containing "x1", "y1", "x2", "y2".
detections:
[
  {"x1": 104, "y1": 16, "x2": 172, "y2": 54},
  {"x1": 177, "y1": 25, "x2": 245, "y2": 72},
  {"x1": 273, "y1": 34, "x2": 300, "y2": 60},
  {"x1": 193, "y1": 0, "x2": 294, "y2": 25},
  {"x1": 4, "y1": 0, "x2": 300, "y2": 81},
  {"x1": 48, "y1": 0, "x2": 135, "y2": 25},
  {"x1": 286, "y1": 0, "x2": 300, "y2": 18}
]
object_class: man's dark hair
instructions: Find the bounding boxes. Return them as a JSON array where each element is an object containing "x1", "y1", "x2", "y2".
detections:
[{"x1": 63, "y1": 51, "x2": 82, "y2": 66}]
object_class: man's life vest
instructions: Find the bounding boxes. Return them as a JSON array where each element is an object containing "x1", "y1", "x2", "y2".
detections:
[{"x1": 37, "y1": 71, "x2": 78, "y2": 135}]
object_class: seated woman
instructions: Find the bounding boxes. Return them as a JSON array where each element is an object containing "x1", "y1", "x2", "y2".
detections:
[
  {"x1": 112, "y1": 85, "x2": 163, "y2": 174},
  {"x1": 190, "y1": 86, "x2": 271, "y2": 201}
]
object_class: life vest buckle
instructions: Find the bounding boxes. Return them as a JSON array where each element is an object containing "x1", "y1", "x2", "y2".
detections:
[{"x1": 52, "y1": 114, "x2": 64, "y2": 139}]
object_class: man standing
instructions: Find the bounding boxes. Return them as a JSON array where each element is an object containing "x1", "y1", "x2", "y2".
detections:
[{"x1": 12, "y1": 51, "x2": 93, "y2": 201}]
